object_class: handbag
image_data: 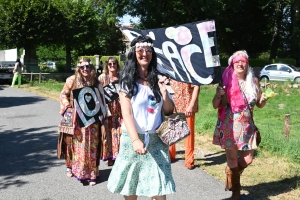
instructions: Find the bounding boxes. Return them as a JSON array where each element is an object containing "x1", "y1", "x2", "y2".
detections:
[
  {"x1": 58, "y1": 107, "x2": 76, "y2": 135},
  {"x1": 156, "y1": 107, "x2": 191, "y2": 146}
]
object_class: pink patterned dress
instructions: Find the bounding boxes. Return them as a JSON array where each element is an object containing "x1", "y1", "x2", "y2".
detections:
[{"x1": 212, "y1": 80, "x2": 259, "y2": 150}]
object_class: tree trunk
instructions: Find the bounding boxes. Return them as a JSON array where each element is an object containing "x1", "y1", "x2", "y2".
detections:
[
  {"x1": 65, "y1": 43, "x2": 72, "y2": 72},
  {"x1": 24, "y1": 43, "x2": 39, "y2": 73},
  {"x1": 291, "y1": 0, "x2": 300, "y2": 64},
  {"x1": 269, "y1": 1, "x2": 282, "y2": 60}
]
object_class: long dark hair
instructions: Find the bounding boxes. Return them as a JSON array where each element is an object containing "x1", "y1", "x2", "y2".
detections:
[
  {"x1": 120, "y1": 35, "x2": 161, "y2": 103},
  {"x1": 16, "y1": 58, "x2": 21, "y2": 68}
]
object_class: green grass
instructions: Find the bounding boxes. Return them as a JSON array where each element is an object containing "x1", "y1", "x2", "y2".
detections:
[
  {"x1": 24, "y1": 78, "x2": 64, "y2": 92},
  {"x1": 196, "y1": 82, "x2": 300, "y2": 163}
]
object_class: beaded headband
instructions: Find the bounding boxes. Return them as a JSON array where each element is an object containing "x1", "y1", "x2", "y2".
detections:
[
  {"x1": 77, "y1": 61, "x2": 93, "y2": 67},
  {"x1": 135, "y1": 42, "x2": 153, "y2": 47}
]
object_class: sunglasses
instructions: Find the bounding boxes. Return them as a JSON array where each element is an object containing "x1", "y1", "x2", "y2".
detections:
[
  {"x1": 136, "y1": 48, "x2": 153, "y2": 55},
  {"x1": 108, "y1": 62, "x2": 116, "y2": 66},
  {"x1": 79, "y1": 65, "x2": 91, "y2": 70}
]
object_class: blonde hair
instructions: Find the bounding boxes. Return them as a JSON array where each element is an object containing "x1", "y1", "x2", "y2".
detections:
[{"x1": 74, "y1": 57, "x2": 96, "y2": 87}]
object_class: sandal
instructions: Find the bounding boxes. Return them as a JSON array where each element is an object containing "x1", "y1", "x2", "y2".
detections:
[
  {"x1": 89, "y1": 181, "x2": 96, "y2": 186},
  {"x1": 66, "y1": 168, "x2": 73, "y2": 178}
]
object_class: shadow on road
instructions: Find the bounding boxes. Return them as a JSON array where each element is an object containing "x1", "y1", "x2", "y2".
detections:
[
  {"x1": 0, "y1": 126, "x2": 60, "y2": 190},
  {"x1": 0, "y1": 96, "x2": 46, "y2": 108}
]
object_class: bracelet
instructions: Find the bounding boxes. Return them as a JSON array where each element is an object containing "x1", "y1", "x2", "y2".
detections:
[{"x1": 132, "y1": 138, "x2": 140, "y2": 143}]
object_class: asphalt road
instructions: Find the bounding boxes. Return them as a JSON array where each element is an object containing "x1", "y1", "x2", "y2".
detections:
[{"x1": 0, "y1": 85, "x2": 254, "y2": 200}]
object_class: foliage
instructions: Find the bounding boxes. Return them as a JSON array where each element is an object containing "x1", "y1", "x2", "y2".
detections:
[
  {"x1": 0, "y1": 0, "x2": 62, "y2": 49},
  {"x1": 37, "y1": 45, "x2": 66, "y2": 63},
  {"x1": 116, "y1": 0, "x2": 300, "y2": 63}
]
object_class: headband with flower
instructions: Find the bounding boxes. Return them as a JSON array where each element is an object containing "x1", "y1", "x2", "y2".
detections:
[
  {"x1": 135, "y1": 42, "x2": 153, "y2": 47},
  {"x1": 77, "y1": 61, "x2": 93, "y2": 67}
]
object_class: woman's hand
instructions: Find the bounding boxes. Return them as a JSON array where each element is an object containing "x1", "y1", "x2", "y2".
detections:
[
  {"x1": 259, "y1": 92, "x2": 268, "y2": 104},
  {"x1": 216, "y1": 85, "x2": 225, "y2": 98},
  {"x1": 212, "y1": 85, "x2": 225, "y2": 109},
  {"x1": 158, "y1": 76, "x2": 170, "y2": 95},
  {"x1": 132, "y1": 139, "x2": 147, "y2": 155}
]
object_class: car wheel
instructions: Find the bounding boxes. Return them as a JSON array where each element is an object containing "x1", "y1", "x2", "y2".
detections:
[
  {"x1": 260, "y1": 76, "x2": 269, "y2": 82},
  {"x1": 294, "y1": 77, "x2": 300, "y2": 83}
]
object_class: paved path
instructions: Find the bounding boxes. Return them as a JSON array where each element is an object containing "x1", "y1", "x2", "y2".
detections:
[{"x1": 0, "y1": 85, "x2": 254, "y2": 200}]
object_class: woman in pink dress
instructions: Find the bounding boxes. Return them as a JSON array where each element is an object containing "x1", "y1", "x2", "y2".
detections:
[{"x1": 212, "y1": 50, "x2": 269, "y2": 199}]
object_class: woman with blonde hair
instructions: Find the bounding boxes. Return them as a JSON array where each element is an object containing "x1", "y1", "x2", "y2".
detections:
[
  {"x1": 98, "y1": 57, "x2": 122, "y2": 166},
  {"x1": 212, "y1": 50, "x2": 268, "y2": 199},
  {"x1": 58, "y1": 57, "x2": 106, "y2": 186}
]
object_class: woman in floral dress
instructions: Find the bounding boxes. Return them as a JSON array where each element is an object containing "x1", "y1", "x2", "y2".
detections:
[
  {"x1": 59, "y1": 57, "x2": 106, "y2": 186},
  {"x1": 98, "y1": 57, "x2": 122, "y2": 166},
  {"x1": 212, "y1": 50, "x2": 269, "y2": 199}
]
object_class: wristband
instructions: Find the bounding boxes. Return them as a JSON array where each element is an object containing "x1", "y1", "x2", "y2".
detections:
[{"x1": 132, "y1": 138, "x2": 140, "y2": 143}]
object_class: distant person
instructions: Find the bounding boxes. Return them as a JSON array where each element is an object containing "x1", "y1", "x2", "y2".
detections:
[
  {"x1": 98, "y1": 57, "x2": 122, "y2": 166},
  {"x1": 169, "y1": 81, "x2": 200, "y2": 170},
  {"x1": 107, "y1": 35, "x2": 176, "y2": 199},
  {"x1": 212, "y1": 50, "x2": 268, "y2": 199},
  {"x1": 58, "y1": 57, "x2": 106, "y2": 186},
  {"x1": 11, "y1": 58, "x2": 22, "y2": 88}
]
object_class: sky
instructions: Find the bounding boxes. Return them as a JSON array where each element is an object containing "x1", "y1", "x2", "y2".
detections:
[{"x1": 119, "y1": 14, "x2": 139, "y2": 26}]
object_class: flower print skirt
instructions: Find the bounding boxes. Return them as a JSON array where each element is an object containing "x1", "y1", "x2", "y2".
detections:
[{"x1": 107, "y1": 130, "x2": 176, "y2": 197}]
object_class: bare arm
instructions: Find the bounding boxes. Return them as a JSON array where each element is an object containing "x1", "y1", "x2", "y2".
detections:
[
  {"x1": 212, "y1": 85, "x2": 225, "y2": 109},
  {"x1": 185, "y1": 85, "x2": 200, "y2": 117},
  {"x1": 255, "y1": 78, "x2": 267, "y2": 108},
  {"x1": 158, "y1": 76, "x2": 174, "y2": 115}
]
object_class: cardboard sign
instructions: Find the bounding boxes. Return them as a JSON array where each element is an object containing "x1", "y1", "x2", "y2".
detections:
[
  {"x1": 103, "y1": 82, "x2": 119, "y2": 104},
  {"x1": 72, "y1": 86, "x2": 106, "y2": 128},
  {"x1": 121, "y1": 20, "x2": 221, "y2": 85}
]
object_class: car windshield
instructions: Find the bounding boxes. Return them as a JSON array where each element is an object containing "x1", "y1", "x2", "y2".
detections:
[{"x1": 288, "y1": 65, "x2": 299, "y2": 71}]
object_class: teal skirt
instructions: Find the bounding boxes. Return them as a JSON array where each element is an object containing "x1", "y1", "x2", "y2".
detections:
[{"x1": 107, "y1": 130, "x2": 176, "y2": 197}]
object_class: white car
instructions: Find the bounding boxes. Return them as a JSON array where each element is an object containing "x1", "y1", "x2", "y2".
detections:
[
  {"x1": 47, "y1": 61, "x2": 56, "y2": 69},
  {"x1": 259, "y1": 63, "x2": 300, "y2": 83}
]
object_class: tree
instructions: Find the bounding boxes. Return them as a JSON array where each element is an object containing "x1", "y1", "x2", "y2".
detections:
[
  {"x1": 0, "y1": 0, "x2": 63, "y2": 71},
  {"x1": 52, "y1": 0, "x2": 101, "y2": 72}
]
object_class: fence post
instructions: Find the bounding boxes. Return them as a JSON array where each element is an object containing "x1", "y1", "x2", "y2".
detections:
[
  {"x1": 30, "y1": 72, "x2": 33, "y2": 82},
  {"x1": 39, "y1": 72, "x2": 41, "y2": 84},
  {"x1": 284, "y1": 114, "x2": 290, "y2": 138}
]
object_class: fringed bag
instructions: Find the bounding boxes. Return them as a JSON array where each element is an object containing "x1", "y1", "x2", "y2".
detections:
[
  {"x1": 156, "y1": 108, "x2": 190, "y2": 146},
  {"x1": 58, "y1": 108, "x2": 76, "y2": 135}
]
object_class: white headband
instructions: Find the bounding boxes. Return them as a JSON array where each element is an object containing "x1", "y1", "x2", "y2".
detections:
[
  {"x1": 77, "y1": 61, "x2": 93, "y2": 67},
  {"x1": 135, "y1": 42, "x2": 153, "y2": 47}
]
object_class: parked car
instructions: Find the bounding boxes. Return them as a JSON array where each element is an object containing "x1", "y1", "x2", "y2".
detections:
[
  {"x1": 259, "y1": 63, "x2": 300, "y2": 83},
  {"x1": 46, "y1": 61, "x2": 56, "y2": 69}
]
